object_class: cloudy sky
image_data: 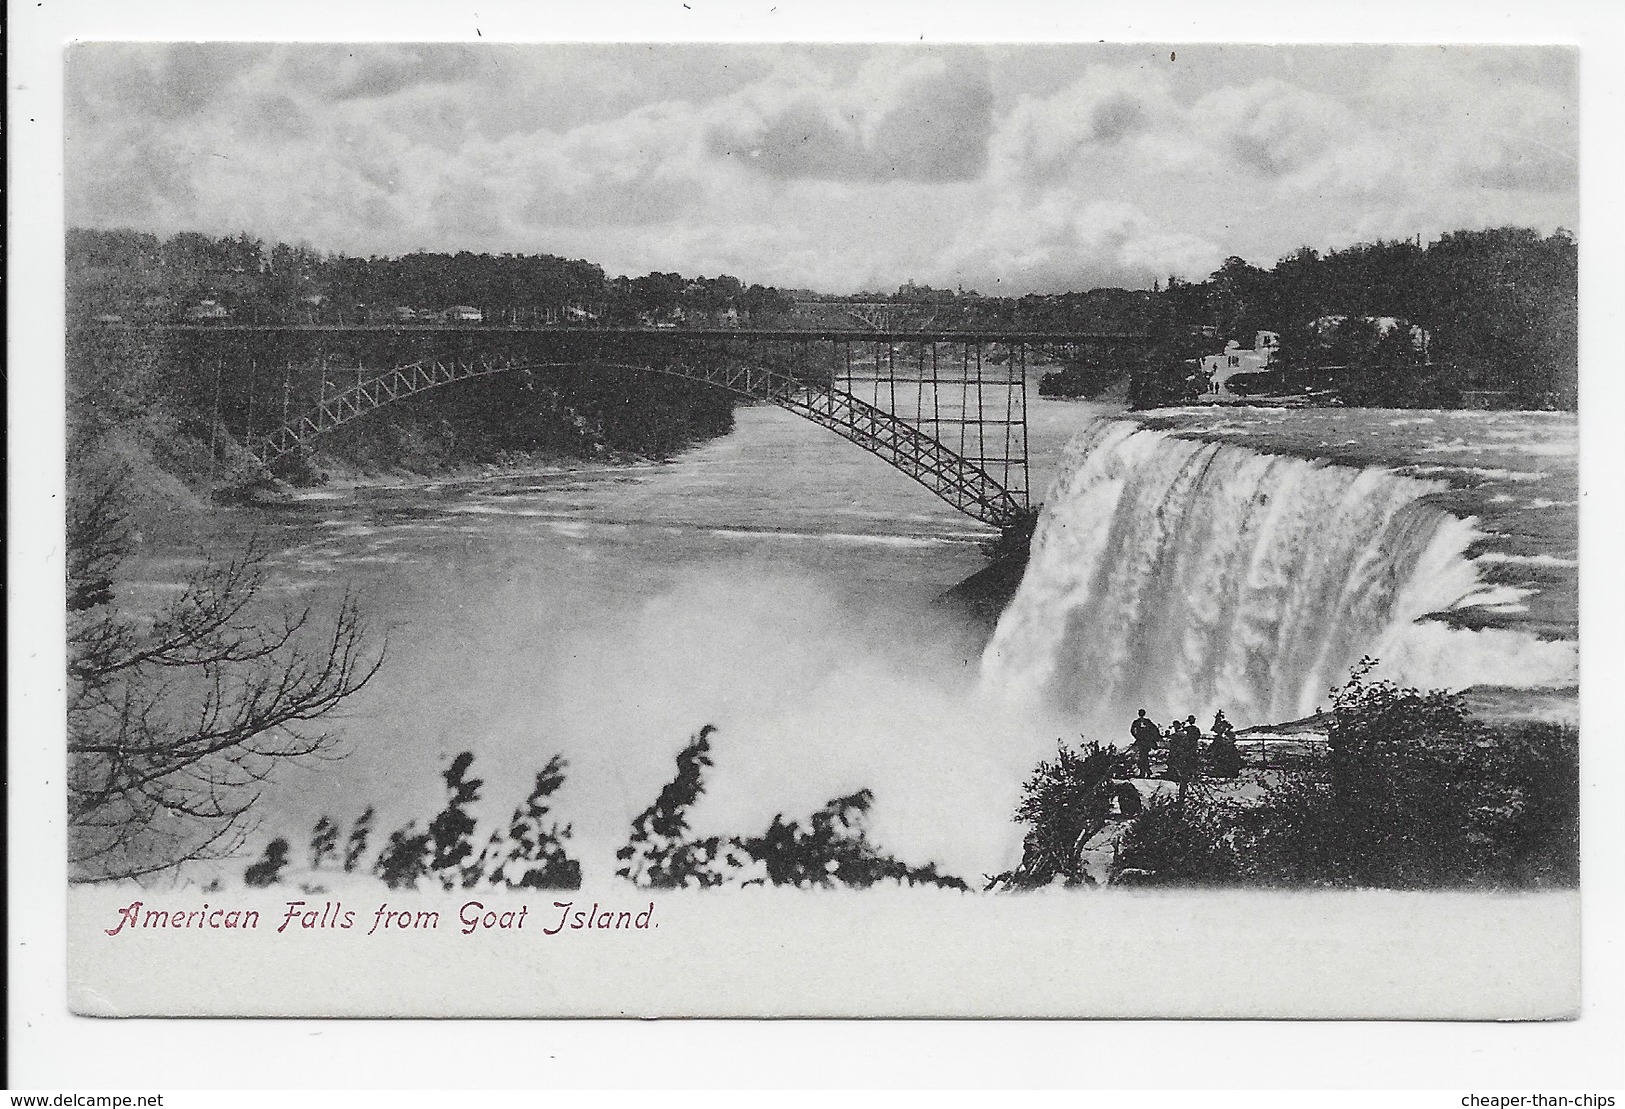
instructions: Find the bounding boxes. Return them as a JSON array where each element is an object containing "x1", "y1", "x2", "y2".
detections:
[{"x1": 64, "y1": 42, "x2": 1577, "y2": 294}]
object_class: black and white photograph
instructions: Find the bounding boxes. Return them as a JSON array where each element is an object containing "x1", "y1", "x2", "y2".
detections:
[{"x1": 13, "y1": 4, "x2": 1623, "y2": 1076}]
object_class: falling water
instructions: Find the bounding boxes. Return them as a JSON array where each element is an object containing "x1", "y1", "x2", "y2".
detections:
[{"x1": 981, "y1": 417, "x2": 1575, "y2": 729}]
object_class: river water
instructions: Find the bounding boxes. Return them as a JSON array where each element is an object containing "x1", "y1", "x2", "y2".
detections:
[{"x1": 126, "y1": 395, "x2": 1579, "y2": 883}]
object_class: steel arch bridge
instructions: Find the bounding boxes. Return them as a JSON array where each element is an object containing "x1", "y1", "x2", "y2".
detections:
[
  {"x1": 254, "y1": 351, "x2": 1032, "y2": 527},
  {"x1": 124, "y1": 325, "x2": 1148, "y2": 530}
]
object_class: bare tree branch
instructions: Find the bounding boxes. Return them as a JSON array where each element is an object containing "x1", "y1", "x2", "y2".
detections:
[{"x1": 67, "y1": 475, "x2": 386, "y2": 883}]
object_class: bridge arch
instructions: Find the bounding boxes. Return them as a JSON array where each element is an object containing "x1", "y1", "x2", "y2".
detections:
[{"x1": 251, "y1": 352, "x2": 1028, "y2": 529}]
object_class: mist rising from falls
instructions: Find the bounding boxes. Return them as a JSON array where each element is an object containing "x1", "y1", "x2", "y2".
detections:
[{"x1": 981, "y1": 418, "x2": 1576, "y2": 729}]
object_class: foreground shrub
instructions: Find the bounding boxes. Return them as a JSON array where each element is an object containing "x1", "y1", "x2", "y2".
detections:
[
  {"x1": 427, "y1": 752, "x2": 485, "y2": 890},
  {"x1": 1112, "y1": 796, "x2": 1243, "y2": 885},
  {"x1": 987, "y1": 740, "x2": 1122, "y2": 889},
  {"x1": 484, "y1": 755, "x2": 582, "y2": 890},
  {"x1": 1316, "y1": 661, "x2": 1579, "y2": 888},
  {"x1": 743, "y1": 789, "x2": 966, "y2": 890},
  {"x1": 615, "y1": 726, "x2": 749, "y2": 888},
  {"x1": 243, "y1": 838, "x2": 291, "y2": 887},
  {"x1": 1230, "y1": 777, "x2": 1341, "y2": 886},
  {"x1": 618, "y1": 726, "x2": 965, "y2": 890},
  {"x1": 367, "y1": 750, "x2": 583, "y2": 890}
]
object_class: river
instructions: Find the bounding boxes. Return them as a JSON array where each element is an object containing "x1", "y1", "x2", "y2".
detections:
[{"x1": 123, "y1": 394, "x2": 1579, "y2": 884}]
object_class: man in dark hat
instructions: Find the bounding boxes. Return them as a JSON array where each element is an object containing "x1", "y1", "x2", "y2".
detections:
[{"x1": 1129, "y1": 709, "x2": 1160, "y2": 778}]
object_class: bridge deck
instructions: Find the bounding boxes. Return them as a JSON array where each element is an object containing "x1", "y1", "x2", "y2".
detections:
[{"x1": 103, "y1": 323, "x2": 1148, "y2": 343}]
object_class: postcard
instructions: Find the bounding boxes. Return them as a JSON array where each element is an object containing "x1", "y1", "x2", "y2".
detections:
[{"x1": 47, "y1": 37, "x2": 1582, "y2": 1021}]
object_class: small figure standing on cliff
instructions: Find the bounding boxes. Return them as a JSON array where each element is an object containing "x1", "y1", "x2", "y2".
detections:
[
  {"x1": 1207, "y1": 709, "x2": 1243, "y2": 778},
  {"x1": 1129, "y1": 709, "x2": 1160, "y2": 778},
  {"x1": 1169, "y1": 716, "x2": 1202, "y2": 798}
]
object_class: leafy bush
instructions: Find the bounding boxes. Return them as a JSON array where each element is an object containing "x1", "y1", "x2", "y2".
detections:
[
  {"x1": 743, "y1": 789, "x2": 966, "y2": 890},
  {"x1": 372, "y1": 823, "x2": 431, "y2": 890},
  {"x1": 342, "y1": 806, "x2": 374, "y2": 872},
  {"x1": 1230, "y1": 777, "x2": 1341, "y2": 886},
  {"x1": 618, "y1": 725, "x2": 964, "y2": 890},
  {"x1": 989, "y1": 740, "x2": 1123, "y2": 889},
  {"x1": 484, "y1": 755, "x2": 582, "y2": 890},
  {"x1": 308, "y1": 816, "x2": 339, "y2": 871},
  {"x1": 366, "y1": 750, "x2": 585, "y2": 890},
  {"x1": 243, "y1": 838, "x2": 291, "y2": 887},
  {"x1": 427, "y1": 752, "x2": 485, "y2": 890},
  {"x1": 615, "y1": 726, "x2": 748, "y2": 888},
  {"x1": 1460, "y1": 720, "x2": 1579, "y2": 887},
  {"x1": 1316, "y1": 661, "x2": 1578, "y2": 887},
  {"x1": 1112, "y1": 796, "x2": 1242, "y2": 886}
]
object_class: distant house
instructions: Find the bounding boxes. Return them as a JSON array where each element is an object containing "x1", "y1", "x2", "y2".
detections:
[
  {"x1": 443, "y1": 305, "x2": 483, "y2": 323},
  {"x1": 185, "y1": 299, "x2": 230, "y2": 321}
]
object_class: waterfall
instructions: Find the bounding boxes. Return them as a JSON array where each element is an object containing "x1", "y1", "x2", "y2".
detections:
[{"x1": 981, "y1": 417, "x2": 1576, "y2": 729}]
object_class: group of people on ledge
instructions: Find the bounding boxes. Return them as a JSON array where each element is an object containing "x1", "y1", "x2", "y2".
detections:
[{"x1": 1128, "y1": 708, "x2": 1244, "y2": 783}]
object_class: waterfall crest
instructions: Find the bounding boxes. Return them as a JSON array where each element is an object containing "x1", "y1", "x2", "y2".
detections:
[{"x1": 981, "y1": 417, "x2": 1575, "y2": 728}]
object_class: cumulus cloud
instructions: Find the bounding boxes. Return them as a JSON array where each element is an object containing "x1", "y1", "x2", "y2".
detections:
[
  {"x1": 1192, "y1": 79, "x2": 1352, "y2": 178},
  {"x1": 707, "y1": 51, "x2": 994, "y2": 183},
  {"x1": 947, "y1": 193, "x2": 1221, "y2": 292},
  {"x1": 63, "y1": 43, "x2": 1578, "y2": 294},
  {"x1": 987, "y1": 67, "x2": 1187, "y2": 190}
]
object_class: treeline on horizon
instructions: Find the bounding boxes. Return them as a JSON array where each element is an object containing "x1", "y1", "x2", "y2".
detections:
[
  {"x1": 66, "y1": 228, "x2": 798, "y2": 326},
  {"x1": 68, "y1": 223, "x2": 1578, "y2": 411}
]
